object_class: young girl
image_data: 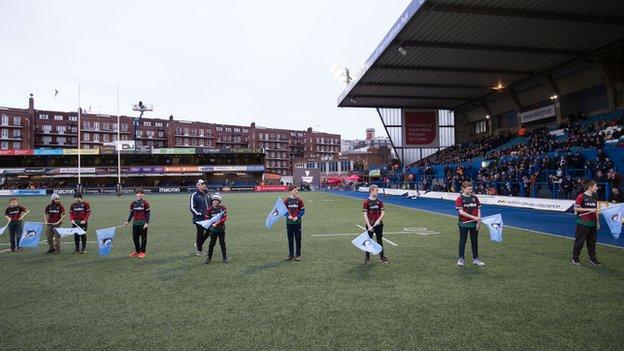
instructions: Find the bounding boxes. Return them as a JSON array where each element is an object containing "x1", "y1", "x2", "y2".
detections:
[
  {"x1": 123, "y1": 188, "x2": 150, "y2": 259},
  {"x1": 205, "y1": 194, "x2": 228, "y2": 264},
  {"x1": 455, "y1": 182, "x2": 484, "y2": 267}
]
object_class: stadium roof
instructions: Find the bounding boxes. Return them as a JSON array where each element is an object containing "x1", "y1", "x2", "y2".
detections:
[{"x1": 337, "y1": 0, "x2": 624, "y2": 112}]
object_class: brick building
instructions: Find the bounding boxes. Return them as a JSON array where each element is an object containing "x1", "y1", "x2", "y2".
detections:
[{"x1": 0, "y1": 94, "x2": 340, "y2": 175}]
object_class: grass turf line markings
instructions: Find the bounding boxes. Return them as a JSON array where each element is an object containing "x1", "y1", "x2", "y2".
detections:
[
  {"x1": 355, "y1": 224, "x2": 398, "y2": 247},
  {"x1": 330, "y1": 192, "x2": 624, "y2": 250}
]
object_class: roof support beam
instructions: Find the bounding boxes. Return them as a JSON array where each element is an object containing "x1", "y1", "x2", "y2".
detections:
[
  {"x1": 423, "y1": 3, "x2": 624, "y2": 26},
  {"x1": 397, "y1": 40, "x2": 583, "y2": 57},
  {"x1": 544, "y1": 74, "x2": 562, "y2": 97},
  {"x1": 377, "y1": 64, "x2": 532, "y2": 76},
  {"x1": 360, "y1": 82, "x2": 491, "y2": 90},
  {"x1": 351, "y1": 94, "x2": 471, "y2": 101}
]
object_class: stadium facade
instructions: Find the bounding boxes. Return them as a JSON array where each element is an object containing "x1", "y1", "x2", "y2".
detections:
[{"x1": 0, "y1": 94, "x2": 341, "y2": 176}]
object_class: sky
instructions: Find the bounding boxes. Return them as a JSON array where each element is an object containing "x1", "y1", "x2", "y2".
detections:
[{"x1": 0, "y1": 0, "x2": 411, "y2": 140}]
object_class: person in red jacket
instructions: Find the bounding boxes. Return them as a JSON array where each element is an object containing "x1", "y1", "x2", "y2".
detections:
[
  {"x1": 572, "y1": 179, "x2": 601, "y2": 266},
  {"x1": 44, "y1": 193, "x2": 66, "y2": 254},
  {"x1": 362, "y1": 185, "x2": 390, "y2": 264},
  {"x1": 123, "y1": 188, "x2": 150, "y2": 259},
  {"x1": 69, "y1": 193, "x2": 91, "y2": 254},
  {"x1": 4, "y1": 198, "x2": 29, "y2": 252},
  {"x1": 205, "y1": 194, "x2": 228, "y2": 264}
]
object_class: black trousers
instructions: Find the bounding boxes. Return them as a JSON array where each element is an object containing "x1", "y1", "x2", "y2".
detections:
[
  {"x1": 8, "y1": 221, "x2": 23, "y2": 251},
  {"x1": 132, "y1": 224, "x2": 148, "y2": 253},
  {"x1": 73, "y1": 222, "x2": 88, "y2": 251},
  {"x1": 365, "y1": 223, "x2": 385, "y2": 259},
  {"x1": 286, "y1": 223, "x2": 302, "y2": 257},
  {"x1": 572, "y1": 224, "x2": 597, "y2": 260},
  {"x1": 458, "y1": 226, "x2": 479, "y2": 259},
  {"x1": 195, "y1": 223, "x2": 209, "y2": 252},
  {"x1": 208, "y1": 230, "x2": 226, "y2": 259}
]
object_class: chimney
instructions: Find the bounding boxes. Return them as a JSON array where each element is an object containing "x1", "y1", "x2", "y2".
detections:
[
  {"x1": 28, "y1": 93, "x2": 34, "y2": 110},
  {"x1": 307, "y1": 127, "x2": 312, "y2": 133},
  {"x1": 169, "y1": 114, "x2": 174, "y2": 121},
  {"x1": 251, "y1": 122, "x2": 256, "y2": 128},
  {"x1": 366, "y1": 128, "x2": 375, "y2": 141}
]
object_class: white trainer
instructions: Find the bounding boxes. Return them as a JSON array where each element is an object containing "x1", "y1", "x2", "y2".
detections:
[
  {"x1": 472, "y1": 259, "x2": 485, "y2": 266},
  {"x1": 196, "y1": 251, "x2": 203, "y2": 256},
  {"x1": 457, "y1": 258, "x2": 465, "y2": 266}
]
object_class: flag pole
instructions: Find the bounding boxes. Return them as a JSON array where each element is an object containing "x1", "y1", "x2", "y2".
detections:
[
  {"x1": 117, "y1": 83, "x2": 122, "y2": 195},
  {"x1": 77, "y1": 83, "x2": 82, "y2": 191}
]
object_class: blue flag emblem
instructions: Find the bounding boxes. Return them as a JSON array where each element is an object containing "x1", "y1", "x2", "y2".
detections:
[
  {"x1": 600, "y1": 203, "x2": 624, "y2": 239},
  {"x1": 265, "y1": 197, "x2": 288, "y2": 230},
  {"x1": 481, "y1": 214, "x2": 503, "y2": 243},
  {"x1": 351, "y1": 230, "x2": 383, "y2": 255},
  {"x1": 19, "y1": 222, "x2": 44, "y2": 248},
  {"x1": 96, "y1": 227, "x2": 117, "y2": 256}
]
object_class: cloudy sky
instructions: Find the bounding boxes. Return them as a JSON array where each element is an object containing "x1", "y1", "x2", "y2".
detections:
[{"x1": 0, "y1": 0, "x2": 411, "y2": 139}]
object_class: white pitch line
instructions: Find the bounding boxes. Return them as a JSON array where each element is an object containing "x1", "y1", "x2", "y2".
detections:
[
  {"x1": 311, "y1": 230, "x2": 439, "y2": 237},
  {"x1": 329, "y1": 192, "x2": 624, "y2": 250},
  {"x1": 0, "y1": 241, "x2": 99, "y2": 247},
  {"x1": 307, "y1": 199, "x2": 314, "y2": 203},
  {"x1": 356, "y1": 224, "x2": 398, "y2": 247}
]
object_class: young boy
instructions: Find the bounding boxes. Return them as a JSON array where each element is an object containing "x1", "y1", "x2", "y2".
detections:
[
  {"x1": 205, "y1": 194, "x2": 228, "y2": 264},
  {"x1": 44, "y1": 193, "x2": 66, "y2": 254},
  {"x1": 362, "y1": 185, "x2": 390, "y2": 264},
  {"x1": 285, "y1": 185, "x2": 305, "y2": 261},
  {"x1": 69, "y1": 193, "x2": 91, "y2": 254},
  {"x1": 123, "y1": 188, "x2": 150, "y2": 259},
  {"x1": 455, "y1": 182, "x2": 484, "y2": 267},
  {"x1": 572, "y1": 179, "x2": 601, "y2": 266},
  {"x1": 4, "y1": 198, "x2": 29, "y2": 252}
]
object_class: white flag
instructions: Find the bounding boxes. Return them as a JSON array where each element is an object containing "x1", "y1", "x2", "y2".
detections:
[
  {"x1": 55, "y1": 226, "x2": 87, "y2": 238},
  {"x1": 481, "y1": 214, "x2": 503, "y2": 243}
]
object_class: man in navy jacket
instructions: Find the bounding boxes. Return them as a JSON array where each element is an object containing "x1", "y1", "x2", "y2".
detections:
[{"x1": 190, "y1": 179, "x2": 211, "y2": 256}]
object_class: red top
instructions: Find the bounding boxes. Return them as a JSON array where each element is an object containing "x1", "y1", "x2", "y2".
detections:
[
  {"x1": 206, "y1": 205, "x2": 228, "y2": 228},
  {"x1": 455, "y1": 195, "x2": 480, "y2": 224},
  {"x1": 363, "y1": 198, "x2": 385, "y2": 223},
  {"x1": 5, "y1": 205, "x2": 27, "y2": 222},
  {"x1": 45, "y1": 203, "x2": 66, "y2": 224},
  {"x1": 575, "y1": 193, "x2": 597, "y2": 223},
  {"x1": 70, "y1": 201, "x2": 92, "y2": 222}
]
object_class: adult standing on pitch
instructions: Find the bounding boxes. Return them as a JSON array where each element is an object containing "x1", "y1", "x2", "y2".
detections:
[
  {"x1": 190, "y1": 179, "x2": 211, "y2": 256},
  {"x1": 285, "y1": 185, "x2": 305, "y2": 261},
  {"x1": 44, "y1": 193, "x2": 66, "y2": 254},
  {"x1": 123, "y1": 188, "x2": 150, "y2": 259},
  {"x1": 572, "y1": 179, "x2": 601, "y2": 266},
  {"x1": 362, "y1": 184, "x2": 390, "y2": 264},
  {"x1": 69, "y1": 193, "x2": 91, "y2": 254},
  {"x1": 455, "y1": 182, "x2": 484, "y2": 267}
]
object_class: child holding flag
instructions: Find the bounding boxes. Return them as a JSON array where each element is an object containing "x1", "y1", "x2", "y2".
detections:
[
  {"x1": 69, "y1": 193, "x2": 91, "y2": 254},
  {"x1": 455, "y1": 182, "x2": 485, "y2": 267},
  {"x1": 123, "y1": 188, "x2": 150, "y2": 259},
  {"x1": 362, "y1": 185, "x2": 390, "y2": 264},
  {"x1": 44, "y1": 193, "x2": 66, "y2": 254},
  {"x1": 205, "y1": 194, "x2": 228, "y2": 264},
  {"x1": 4, "y1": 198, "x2": 29, "y2": 252},
  {"x1": 285, "y1": 185, "x2": 305, "y2": 261},
  {"x1": 572, "y1": 179, "x2": 601, "y2": 266}
]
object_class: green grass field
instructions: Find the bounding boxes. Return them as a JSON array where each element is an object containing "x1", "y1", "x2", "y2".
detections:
[{"x1": 1, "y1": 192, "x2": 623, "y2": 350}]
